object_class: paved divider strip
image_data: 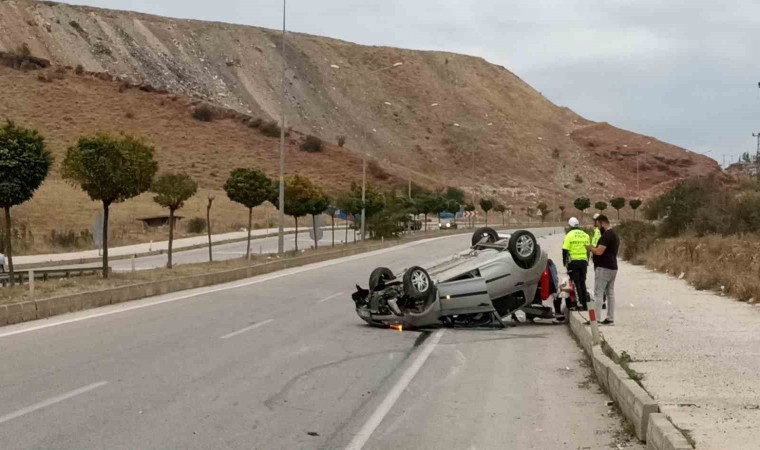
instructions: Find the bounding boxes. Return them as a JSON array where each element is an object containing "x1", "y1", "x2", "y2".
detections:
[
  {"x1": 0, "y1": 241, "x2": 401, "y2": 328},
  {"x1": 568, "y1": 312, "x2": 693, "y2": 449}
]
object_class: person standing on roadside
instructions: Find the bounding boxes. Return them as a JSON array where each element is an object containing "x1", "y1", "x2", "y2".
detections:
[
  {"x1": 562, "y1": 217, "x2": 591, "y2": 310},
  {"x1": 587, "y1": 214, "x2": 619, "y2": 325},
  {"x1": 591, "y1": 213, "x2": 607, "y2": 310},
  {"x1": 0, "y1": 251, "x2": 5, "y2": 273}
]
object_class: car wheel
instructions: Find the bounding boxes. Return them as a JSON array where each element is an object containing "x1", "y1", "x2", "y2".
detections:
[
  {"x1": 471, "y1": 227, "x2": 499, "y2": 247},
  {"x1": 403, "y1": 266, "x2": 434, "y2": 299},
  {"x1": 508, "y1": 230, "x2": 538, "y2": 268},
  {"x1": 369, "y1": 267, "x2": 394, "y2": 290}
]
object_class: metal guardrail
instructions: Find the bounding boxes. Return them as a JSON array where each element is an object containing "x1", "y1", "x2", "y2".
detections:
[{"x1": 0, "y1": 266, "x2": 110, "y2": 287}]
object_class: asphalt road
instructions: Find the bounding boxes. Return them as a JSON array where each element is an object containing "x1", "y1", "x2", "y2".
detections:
[
  {"x1": 110, "y1": 229, "x2": 357, "y2": 271},
  {"x1": 0, "y1": 227, "x2": 640, "y2": 449}
]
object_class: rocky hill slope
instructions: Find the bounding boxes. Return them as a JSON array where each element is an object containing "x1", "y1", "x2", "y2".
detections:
[{"x1": 0, "y1": 0, "x2": 723, "y2": 237}]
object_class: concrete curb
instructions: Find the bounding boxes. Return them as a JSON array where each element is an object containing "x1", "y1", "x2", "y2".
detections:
[
  {"x1": 0, "y1": 229, "x2": 479, "y2": 328},
  {"x1": 646, "y1": 413, "x2": 694, "y2": 450},
  {"x1": 567, "y1": 312, "x2": 692, "y2": 448}
]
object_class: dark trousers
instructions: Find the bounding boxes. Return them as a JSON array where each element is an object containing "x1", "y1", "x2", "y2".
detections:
[{"x1": 568, "y1": 260, "x2": 589, "y2": 308}]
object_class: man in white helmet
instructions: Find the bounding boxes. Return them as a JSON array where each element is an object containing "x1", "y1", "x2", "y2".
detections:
[{"x1": 562, "y1": 217, "x2": 591, "y2": 310}]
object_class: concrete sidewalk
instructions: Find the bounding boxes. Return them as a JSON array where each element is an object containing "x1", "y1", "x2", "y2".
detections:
[{"x1": 545, "y1": 234, "x2": 760, "y2": 449}]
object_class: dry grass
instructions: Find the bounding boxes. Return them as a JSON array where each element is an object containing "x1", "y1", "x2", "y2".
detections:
[
  {"x1": 0, "y1": 65, "x2": 402, "y2": 253},
  {"x1": 643, "y1": 234, "x2": 760, "y2": 302},
  {"x1": 0, "y1": 229, "x2": 456, "y2": 306}
]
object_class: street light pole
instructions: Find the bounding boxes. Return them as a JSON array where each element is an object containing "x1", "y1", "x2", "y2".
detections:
[
  {"x1": 636, "y1": 151, "x2": 640, "y2": 198},
  {"x1": 277, "y1": 0, "x2": 287, "y2": 254},
  {"x1": 361, "y1": 155, "x2": 366, "y2": 241}
]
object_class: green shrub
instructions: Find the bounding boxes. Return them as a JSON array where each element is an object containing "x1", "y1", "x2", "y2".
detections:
[
  {"x1": 260, "y1": 120, "x2": 281, "y2": 138},
  {"x1": 616, "y1": 220, "x2": 657, "y2": 262},
  {"x1": 186, "y1": 217, "x2": 207, "y2": 234},
  {"x1": 300, "y1": 135, "x2": 323, "y2": 153},
  {"x1": 337, "y1": 135, "x2": 346, "y2": 147},
  {"x1": 192, "y1": 104, "x2": 214, "y2": 122},
  {"x1": 75, "y1": 64, "x2": 84, "y2": 75}
]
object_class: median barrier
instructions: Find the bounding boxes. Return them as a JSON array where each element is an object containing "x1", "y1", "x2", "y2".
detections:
[{"x1": 0, "y1": 240, "x2": 400, "y2": 327}]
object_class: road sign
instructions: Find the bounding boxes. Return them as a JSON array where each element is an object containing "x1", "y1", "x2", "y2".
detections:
[
  {"x1": 309, "y1": 215, "x2": 324, "y2": 243},
  {"x1": 463, "y1": 211, "x2": 478, "y2": 218},
  {"x1": 92, "y1": 211, "x2": 104, "y2": 249}
]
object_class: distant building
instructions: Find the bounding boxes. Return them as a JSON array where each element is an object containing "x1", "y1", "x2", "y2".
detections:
[{"x1": 137, "y1": 215, "x2": 184, "y2": 229}]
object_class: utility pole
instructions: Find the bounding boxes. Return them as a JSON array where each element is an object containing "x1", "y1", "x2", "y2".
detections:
[
  {"x1": 277, "y1": 0, "x2": 287, "y2": 254},
  {"x1": 408, "y1": 170, "x2": 412, "y2": 199},
  {"x1": 636, "y1": 152, "x2": 640, "y2": 198},
  {"x1": 361, "y1": 155, "x2": 366, "y2": 241},
  {"x1": 753, "y1": 133, "x2": 760, "y2": 177}
]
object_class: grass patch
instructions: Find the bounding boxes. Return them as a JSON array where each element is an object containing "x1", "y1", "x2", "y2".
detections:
[
  {"x1": 618, "y1": 351, "x2": 645, "y2": 384},
  {"x1": 642, "y1": 234, "x2": 760, "y2": 303}
]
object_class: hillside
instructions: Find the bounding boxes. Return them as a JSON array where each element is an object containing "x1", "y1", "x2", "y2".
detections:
[{"x1": 0, "y1": 0, "x2": 723, "y2": 247}]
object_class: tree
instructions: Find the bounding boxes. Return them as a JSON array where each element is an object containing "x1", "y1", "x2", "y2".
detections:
[
  {"x1": 0, "y1": 121, "x2": 52, "y2": 286},
  {"x1": 479, "y1": 198, "x2": 494, "y2": 226},
  {"x1": 444, "y1": 186, "x2": 465, "y2": 205},
  {"x1": 742, "y1": 152, "x2": 752, "y2": 163},
  {"x1": 224, "y1": 168, "x2": 275, "y2": 259},
  {"x1": 414, "y1": 191, "x2": 439, "y2": 231},
  {"x1": 595, "y1": 201, "x2": 608, "y2": 213},
  {"x1": 573, "y1": 197, "x2": 591, "y2": 219},
  {"x1": 62, "y1": 134, "x2": 157, "y2": 278},
  {"x1": 629, "y1": 198, "x2": 643, "y2": 220},
  {"x1": 273, "y1": 175, "x2": 320, "y2": 251},
  {"x1": 610, "y1": 197, "x2": 626, "y2": 220},
  {"x1": 537, "y1": 202, "x2": 550, "y2": 224},
  {"x1": 152, "y1": 173, "x2": 198, "y2": 268},
  {"x1": 495, "y1": 204, "x2": 507, "y2": 226},
  {"x1": 325, "y1": 203, "x2": 337, "y2": 247},
  {"x1": 306, "y1": 190, "x2": 330, "y2": 248},
  {"x1": 559, "y1": 205, "x2": 566, "y2": 221},
  {"x1": 336, "y1": 191, "x2": 360, "y2": 244}
]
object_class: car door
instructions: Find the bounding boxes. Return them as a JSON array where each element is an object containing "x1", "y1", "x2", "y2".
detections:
[{"x1": 436, "y1": 277, "x2": 494, "y2": 315}]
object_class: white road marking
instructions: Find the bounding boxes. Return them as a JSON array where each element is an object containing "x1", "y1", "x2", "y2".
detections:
[
  {"x1": 0, "y1": 381, "x2": 107, "y2": 426},
  {"x1": 220, "y1": 319, "x2": 274, "y2": 339},
  {"x1": 316, "y1": 292, "x2": 344, "y2": 304},
  {"x1": 0, "y1": 233, "x2": 476, "y2": 340},
  {"x1": 345, "y1": 329, "x2": 444, "y2": 450}
]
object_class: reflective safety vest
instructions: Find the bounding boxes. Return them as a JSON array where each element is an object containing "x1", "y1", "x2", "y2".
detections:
[
  {"x1": 563, "y1": 228, "x2": 590, "y2": 262},
  {"x1": 592, "y1": 227, "x2": 601, "y2": 247}
]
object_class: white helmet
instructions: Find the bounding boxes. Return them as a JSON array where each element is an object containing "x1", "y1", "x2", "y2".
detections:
[
  {"x1": 593, "y1": 213, "x2": 600, "y2": 220},
  {"x1": 568, "y1": 217, "x2": 580, "y2": 227}
]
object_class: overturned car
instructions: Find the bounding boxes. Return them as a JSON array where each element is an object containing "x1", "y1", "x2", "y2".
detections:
[{"x1": 351, "y1": 227, "x2": 558, "y2": 328}]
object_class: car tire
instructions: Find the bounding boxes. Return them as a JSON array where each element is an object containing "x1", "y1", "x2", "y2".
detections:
[
  {"x1": 403, "y1": 266, "x2": 434, "y2": 299},
  {"x1": 369, "y1": 267, "x2": 395, "y2": 290},
  {"x1": 508, "y1": 230, "x2": 538, "y2": 268},
  {"x1": 471, "y1": 227, "x2": 500, "y2": 247}
]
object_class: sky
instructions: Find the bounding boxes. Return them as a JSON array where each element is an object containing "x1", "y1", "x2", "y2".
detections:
[{"x1": 58, "y1": 0, "x2": 760, "y2": 166}]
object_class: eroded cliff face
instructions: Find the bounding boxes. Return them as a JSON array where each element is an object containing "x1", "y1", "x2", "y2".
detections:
[{"x1": 0, "y1": 0, "x2": 721, "y2": 206}]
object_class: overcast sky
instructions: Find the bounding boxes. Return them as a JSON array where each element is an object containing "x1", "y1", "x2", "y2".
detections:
[{"x1": 59, "y1": 0, "x2": 760, "y2": 166}]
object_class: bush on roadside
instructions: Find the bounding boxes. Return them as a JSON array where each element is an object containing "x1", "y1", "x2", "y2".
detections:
[
  {"x1": 186, "y1": 217, "x2": 207, "y2": 234},
  {"x1": 615, "y1": 220, "x2": 657, "y2": 263}
]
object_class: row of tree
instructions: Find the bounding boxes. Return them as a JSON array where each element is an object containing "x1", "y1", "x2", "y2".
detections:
[
  {"x1": 0, "y1": 121, "x2": 472, "y2": 286},
  {"x1": 570, "y1": 197, "x2": 643, "y2": 220}
]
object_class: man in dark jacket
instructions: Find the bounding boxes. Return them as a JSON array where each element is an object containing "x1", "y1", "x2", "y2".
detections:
[{"x1": 587, "y1": 215, "x2": 619, "y2": 325}]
